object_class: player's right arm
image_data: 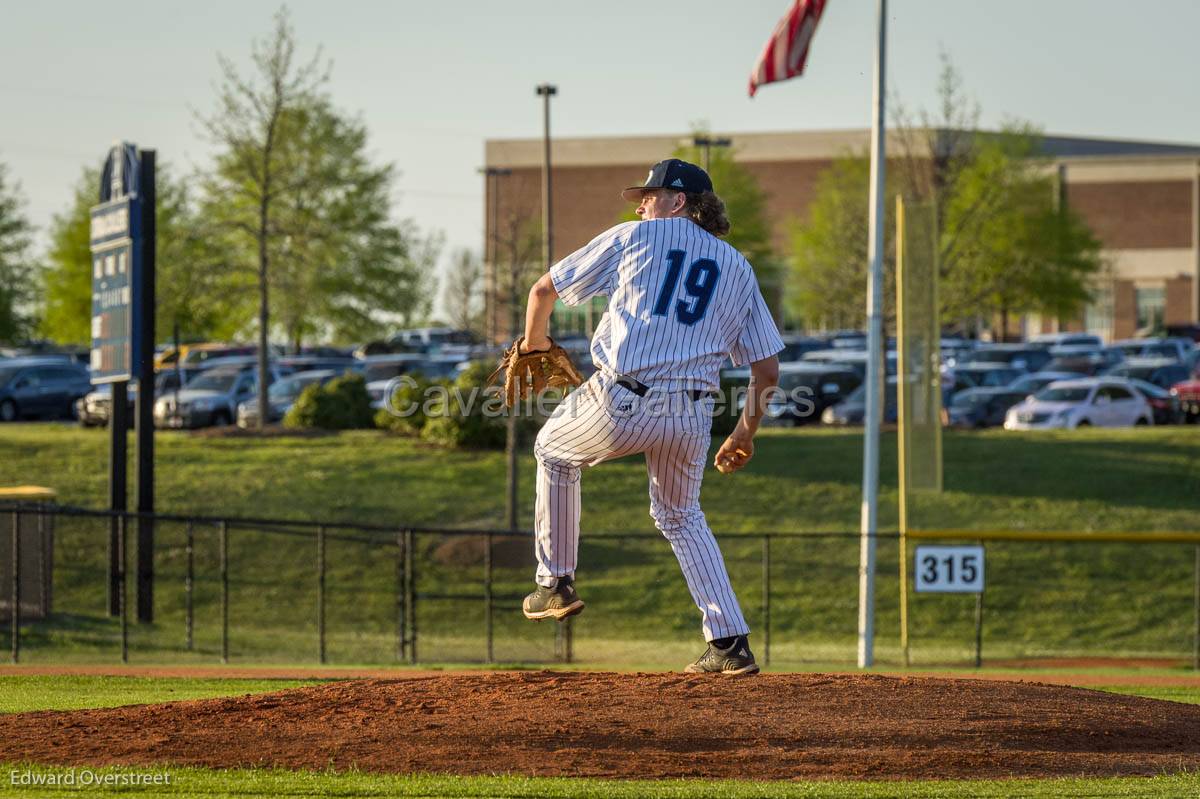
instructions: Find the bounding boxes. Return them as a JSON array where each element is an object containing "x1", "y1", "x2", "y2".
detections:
[{"x1": 715, "y1": 355, "x2": 779, "y2": 473}]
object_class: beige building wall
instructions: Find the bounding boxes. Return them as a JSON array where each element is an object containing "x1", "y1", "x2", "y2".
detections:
[{"x1": 484, "y1": 130, "x2": 1200, "y2": 340}]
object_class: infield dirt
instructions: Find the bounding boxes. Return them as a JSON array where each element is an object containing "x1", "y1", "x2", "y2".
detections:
[{"x1": 2, "y1": 672, "x2": 1199, "y2": 780}]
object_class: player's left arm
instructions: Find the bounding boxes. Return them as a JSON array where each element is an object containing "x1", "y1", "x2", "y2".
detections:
[{"x1": 522, "y1": 273, "x2": 559, "y2": 352}]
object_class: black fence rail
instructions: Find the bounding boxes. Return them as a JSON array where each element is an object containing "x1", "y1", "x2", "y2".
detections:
[{"x1": 4, "y1": 502, "x2": 1200, "y2": 669}]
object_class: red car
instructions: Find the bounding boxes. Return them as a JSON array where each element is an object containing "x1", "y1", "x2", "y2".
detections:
[{"x1": 1170, "y1": 376, "x2": 1200, "y2": 423}]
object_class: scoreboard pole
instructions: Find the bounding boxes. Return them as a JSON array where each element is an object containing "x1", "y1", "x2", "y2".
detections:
[
  {"x1": 92, "y1": 142, "x2": 155, "y2": 620},
  {"x1": 108, "y1": 382, "x2": 127, "y2": 616},
  {"x1": 136, "y1": 150, "x2": 156, "y2": 623}
]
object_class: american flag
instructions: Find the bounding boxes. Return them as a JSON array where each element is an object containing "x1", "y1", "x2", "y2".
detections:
[{"x1": 748, "y1": 0, "x2": 829, "y2": 97}]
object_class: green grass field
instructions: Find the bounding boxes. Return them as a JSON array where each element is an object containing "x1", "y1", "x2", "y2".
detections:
[
  {"x1": 2, "y1": 423, "x2": 1199, "y2": 667},
  {"x1": 2, "y1": 675, "x2": 1199, "y2": 798}
]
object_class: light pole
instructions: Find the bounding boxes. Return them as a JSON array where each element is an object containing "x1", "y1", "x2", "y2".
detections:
[
  {"x1": 536, "y1": 84, "x2": 566, "y2": 332},
  {"x1": 478, "y1": 166, "x2": 511, "y2": 343},
  {"x1": 692, "y1": 135, "x2": 732, "y2": 173}
]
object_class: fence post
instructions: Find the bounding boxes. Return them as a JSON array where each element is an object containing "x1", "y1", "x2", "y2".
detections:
[
  {"x1": 184, "y1": 521, "x2": 194, "y2": 651},
  {"x1": 1193, "y1": 543, "x2": 1199, "y2": 672},
  {"x1": 762, "y1": 535, "x2": 771, "y2": 668},
  {"x1": 484, "y1": 531, "x2": 494, "y2": 664},
  {"x1": 317, "y1": 525, "x2": 326, "y2": 665},
  {"x1": 220, "y1": 521, "x2": 229, "y2": 664},
  {"x1": 973, "y1": 540, "x2": 984, "y2": 668},
  {"x1": 405, "y1": 528, "x2": 416, "y2": 664},
  {"x1": 36, "y1": 508, "x2": 47, "y2": 618},
  {"x1": 565, "y1": 617, "x2": 574, "y2": 664},
  {"x1": 400, "y1": 527, "x2": 410, "y2": 657},
  {"x1": 119, "y1": 513, "x2": 128, "y2": 664},
  {"x1": 10, "y1": 510, "x2": 19, "y2": 664}
]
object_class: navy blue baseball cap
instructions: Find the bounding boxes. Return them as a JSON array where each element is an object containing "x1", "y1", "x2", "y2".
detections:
[{"x1": 621, "y1": 158, "x2": 713, "y2": 200}]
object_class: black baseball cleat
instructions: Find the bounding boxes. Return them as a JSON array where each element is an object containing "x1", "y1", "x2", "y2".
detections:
[
  {"x1": 685, "y1": 635, "x2": 760, "y2": 675},
  {"x1": 522, "y1": 576, "x2": 585, "y2": 621}
]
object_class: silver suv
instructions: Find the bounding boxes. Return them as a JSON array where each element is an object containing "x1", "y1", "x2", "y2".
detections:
[{"x1": 153, "y1": 363, "x2": 285, "y2": 429}]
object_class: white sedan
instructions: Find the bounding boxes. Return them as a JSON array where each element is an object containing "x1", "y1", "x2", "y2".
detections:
[{"x1": 1004, "y1": 379, "x2": 1153, "y2": 430}]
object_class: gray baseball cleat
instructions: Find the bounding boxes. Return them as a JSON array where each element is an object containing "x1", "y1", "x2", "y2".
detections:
[
  {"x1": 685, "y1": 635, "x2": 760, "y2": 675},
  {"x1": 522, "y1": 576, "x2": 585, "y2": 621}
]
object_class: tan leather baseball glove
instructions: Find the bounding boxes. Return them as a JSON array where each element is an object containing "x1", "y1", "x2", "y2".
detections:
[{"x1": 488, "y1": 337, "x2": 584, "y2": 407}]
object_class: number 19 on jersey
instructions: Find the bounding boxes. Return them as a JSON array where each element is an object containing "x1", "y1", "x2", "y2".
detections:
[{"x1": 913, "y1": 545, "x2": 985, "y2": 593}]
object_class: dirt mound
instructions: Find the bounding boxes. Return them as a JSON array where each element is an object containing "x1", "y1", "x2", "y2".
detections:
[{"x1": 3, "y1": 672, "x2": 1199, "y2": 781}]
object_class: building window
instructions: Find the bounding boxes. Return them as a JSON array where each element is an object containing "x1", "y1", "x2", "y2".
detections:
[
  {"x1": 1084, "y1": 284, "x2": 1113, "y2": 341},
  {"x1": 1135, "y1": 287, "x2": 1165, "y2": 334}
]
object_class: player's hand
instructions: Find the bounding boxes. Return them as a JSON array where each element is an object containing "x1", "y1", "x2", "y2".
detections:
[
  {"x1": 714, "y1": 435, "x2": 753, "y2": 474},
  {"x1": 519, "y1": 336, "x2": 551, "y2": 354}
]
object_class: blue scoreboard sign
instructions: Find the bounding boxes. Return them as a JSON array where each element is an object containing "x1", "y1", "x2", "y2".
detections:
[{"x1": 90, "y1": 143, "x2": 144, "y2": 383}]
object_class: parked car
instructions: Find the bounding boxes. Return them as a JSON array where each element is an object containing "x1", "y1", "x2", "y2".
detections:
[
  {"x1": 741, "y1": 363, "x2": 861, "y2": 426},
  {"x1": 1111, "y1": 337, "x2": 1195, "y2": 363},
  {"x1": 778, "y1": 335, "x2": 828, "y2": 363},
  {"x1": 1103, "y1": 357, "x2": 1192, "y2": 390},
  {"x1": 77, "y1": 370, "x2": 193, "y2": 427},
  {"x1": 237, "y1": 369, "x2": 341, "y2": 428},
  {"x1": 1027, "y1": 332, "x2": 1104, "y2": 350},
  {"x1": 939, "y1": 337, "x2": 978, "y2": 368},
  {"x1": 1047, "y1": 345, "x2": 1124, "y2": 371},
  {"x1": 1040, "y1": 356, "x2": 1109, "y2": 377},
  {"x1": 1171, "y1": 375, "x2": 1200, "y2": 423},
  {"x1": 178, "y1": 343, "x2": 262, "y2": 368},
  {"x1": 277, "y1": 355, "x2": 358, "y2": 375},
  {"x1": 961, "y1": 345, "x2": 1051, "y2": 372},
  {"x1": 154, "y1": 364, "x2": 285, "y2": 429},
  {"x1": 408, "y1": 356, "x2": 471, "y2": 381},
  {"x1": 387, "y1": 328, "x2": 477, "y2": 353},
  {"x1": 803, "y1": 349, "x2": 897, "y2": 378},
  {"x1": 946, "y1": 388, "x2": 1030, "y2": 429},
  {"x1": 1124, "y1": 378, "x2": 1183, "y2": 425},
  {"x1": 0, "y1": 358, "x2": 92, "y2": 422},
  {"x1": 821, "y1": 377, "x2": 899, "y2": 425},
  {"x1": 1004, "y1": 379, "x2": 1153, "y2": 430},
  {"x1": 1004, "y1": 371, "x2": 1086, "y2": 396},
  {"x1": 951, "y1": 364, "x2": 1025, "y2": 392},
  {"x1": 359, "y1": 353, "x2": 427, "y2": 382}
]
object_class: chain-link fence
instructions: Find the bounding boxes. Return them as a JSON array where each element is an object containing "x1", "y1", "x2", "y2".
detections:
[{"x1": 3, "y1": 503, "x2": 1199, "y2": 669}]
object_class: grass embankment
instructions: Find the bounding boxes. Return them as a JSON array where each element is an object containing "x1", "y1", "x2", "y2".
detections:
[{"x1": 2, "y1": 424, "x2": 1198, "y2": 666}]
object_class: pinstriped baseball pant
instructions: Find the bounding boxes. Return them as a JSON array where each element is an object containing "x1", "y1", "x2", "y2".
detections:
[{"x1": 533, "y1": 371, "x2": 750, "y2": 642}]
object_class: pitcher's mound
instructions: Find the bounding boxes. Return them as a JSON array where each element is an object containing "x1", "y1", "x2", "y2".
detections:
[{"x1": 3, "y1": 672, "x2": 1199, "y2": 780}]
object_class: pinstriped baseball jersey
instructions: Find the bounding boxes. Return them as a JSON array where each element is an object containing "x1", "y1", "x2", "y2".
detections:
[
  {"x1": 532, "y1": 213, "x2": 782, "y2": 646},
  {"x1": 550, "y1": 217, "x2": 784, "y2": 389}
]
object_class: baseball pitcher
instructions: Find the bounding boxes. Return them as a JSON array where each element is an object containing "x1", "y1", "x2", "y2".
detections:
[{"x1": 512, "y1": 158, "x2": 783, "y2": 674}]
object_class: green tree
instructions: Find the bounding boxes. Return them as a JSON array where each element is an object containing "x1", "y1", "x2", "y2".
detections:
[
  {"x1": 39, "y1": 169, "x2": 96, "y2": 345},
  {"x1": 786, "y1": 155, "x2": 899, "y2": 329},
  {"x1": 788, "y1": 54, "x2": 1101, "y2": 335},
  {"x1": 39, "y1": 166, "x2": 235, "y2": 346},
  {"x1": 199, "y1": 9, "x2": 439, "y2": 427},
  {"x1": 0, "y1": 163, "x2": 37, "y2": 344},
  {"x1": 441, "y1": 248, "x2": 483, "y2": 334}
]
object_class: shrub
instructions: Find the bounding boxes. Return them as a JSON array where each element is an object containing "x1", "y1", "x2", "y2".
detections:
[
  {"x1": 419, "y1": 361, "x2": 509, "y2": 450},
  {"x1": 283, "y1": 373, "x2": 375, "y2": 430},
  {"x1": 375, "y1": 374, "x2": 438, "y2": 435}
]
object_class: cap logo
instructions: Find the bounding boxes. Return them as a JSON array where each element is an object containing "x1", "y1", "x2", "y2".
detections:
[{"x1": 671, "y1": 178, "x2": 684, "y2": 187}]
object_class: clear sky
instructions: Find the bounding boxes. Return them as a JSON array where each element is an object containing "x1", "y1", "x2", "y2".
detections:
[{"x1": 3, "y1": 0, "x2": 1198, "y2": 313}]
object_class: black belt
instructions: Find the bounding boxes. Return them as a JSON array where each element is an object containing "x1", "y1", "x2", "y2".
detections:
[{"x1": 615, "y1": 376, "x2": 715, "y2": 402}]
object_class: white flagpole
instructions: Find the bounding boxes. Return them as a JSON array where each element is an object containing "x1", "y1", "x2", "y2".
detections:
[{"x1": 858, "y1": 0, "x2": 887, "y2": 669}]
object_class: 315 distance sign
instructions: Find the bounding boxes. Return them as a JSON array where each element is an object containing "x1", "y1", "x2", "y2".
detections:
[{"x1": 914, "y1": 545, "x2": 985, "y2": 593}]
